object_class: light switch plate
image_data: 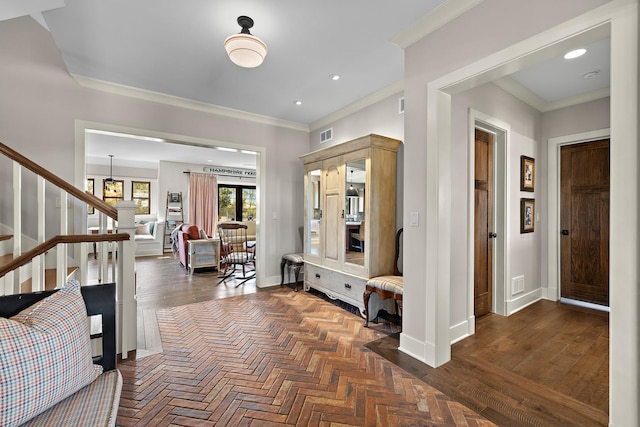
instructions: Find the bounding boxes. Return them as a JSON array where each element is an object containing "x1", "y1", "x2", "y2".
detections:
[{"x1": 410, "y1": 211, "x2": 419, "y2": 227}]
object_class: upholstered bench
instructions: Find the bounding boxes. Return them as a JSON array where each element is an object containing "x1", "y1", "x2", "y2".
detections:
[
  {"x1": 280, "y1": 252, "x2": 304, "y2": 291},
  {"x1": 363, "y1": 276, "x2": 403, "y2": 327},
  {"x1": 363, "y1": 228, "x2": 403, "y2": 328},
  {"x1": 0, "y1": 281, "x2": 121, "y2": 427}
]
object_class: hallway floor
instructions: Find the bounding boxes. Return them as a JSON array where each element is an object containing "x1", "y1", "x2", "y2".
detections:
[{"x1": 118, "y1": 255, "x2": 608, "y2": 426}]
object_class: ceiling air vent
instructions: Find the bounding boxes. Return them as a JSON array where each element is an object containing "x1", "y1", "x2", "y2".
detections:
[
  {"x1": 399, "y1": 97, "x2": 405, "y2": 114},
  {"x1": 320, "y1": 128, "x2": 333, "y2": 143}
]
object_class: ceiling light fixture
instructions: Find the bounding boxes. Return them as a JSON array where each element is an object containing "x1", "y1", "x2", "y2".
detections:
[
  {"x1": 105, "y1": 154, "x2": 116, "y2": 185},
  {"x1": 330, "y1": 74, "x2": 341, "y2": 81},
  {"x1": 347, "y1": 170, "x2": 359, "y2": 197},
  {"x1": 564, "y1": 48, "x2": 586, "y2": 59},
  {"x1": 294, "y1": 100, "x2": 302, "y2": 106},
  {"x1": 224, "y1": 16, "x2": 267, "y2": 68}
]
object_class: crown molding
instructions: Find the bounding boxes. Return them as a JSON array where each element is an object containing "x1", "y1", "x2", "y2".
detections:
[
  {"x1": 542, "y1": 87, "x2": 610, "y2": 112},
  {"x1": 494, "y1": 76, "x2": 610, "y2": 113},
  {"x1": 72, "y1": 75, "x2": 310, "y2": 133},
  {"x1": 391, "y1": 0, "x2": 484, "y2": 49},
  {"x1": 310, "y1": 80, "x2": 404, "y2": 132}
]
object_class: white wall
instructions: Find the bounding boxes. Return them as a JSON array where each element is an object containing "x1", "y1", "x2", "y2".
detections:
[
  {"x1": 0, "y1": 16, "x2": 309, "y2": 285},
  {"x1": 309, "y1": 92, "x2": 404, "y2": 152}
]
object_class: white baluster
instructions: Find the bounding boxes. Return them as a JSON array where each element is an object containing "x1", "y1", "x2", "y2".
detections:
[
  {"x1": 12, "y1": 162, "x2": 21, "y2": 294},
  {"x1": 32, "y1": 176, "x2": 46, "y2": 292},
  {"x1": 57, "y1": 189, "x2": 68, "y2": 288}
]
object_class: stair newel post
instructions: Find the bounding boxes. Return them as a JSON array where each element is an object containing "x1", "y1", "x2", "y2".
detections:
[
  {"x1": 12, "y1": 162, "x2": 21, "y2": 294},
  {"x1": 31, "y1": 176, "x2": 46, "y2": 292},
  {"x1": 56, "y1": 189, "x2": 68, "y2": 289},
  {"x1": 116, "y1": 200, "x2": 137, "y2": 359}
]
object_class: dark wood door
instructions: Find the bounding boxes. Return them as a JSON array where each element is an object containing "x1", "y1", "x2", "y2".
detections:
[
  {"x1": 474, "y1": 129, "x2": 493, "y2": 317},
  {"x1": 560, "y1": 139, "x2": 609, "y2": 306}
]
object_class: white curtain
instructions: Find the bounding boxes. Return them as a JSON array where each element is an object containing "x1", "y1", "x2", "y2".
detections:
[{"x1": 189, "y1": 172, "x2": 218, "y2": 237}]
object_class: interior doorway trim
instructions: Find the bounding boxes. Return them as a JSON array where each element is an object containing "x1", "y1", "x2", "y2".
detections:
[
  {"x1": 73, "y1": 120, "x2": 267, "y2": 286},
  {"x1": 546, "y1": 128, "x2": 610, "y2": 302},
  {"x1": 467, "y1": 110, "x2": 511, "y2": 337},
  {"x1": 413, "y1": 0, "x2": 631, "y2": 371}
]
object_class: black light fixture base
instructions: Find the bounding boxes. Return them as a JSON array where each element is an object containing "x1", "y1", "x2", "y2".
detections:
[{"x1": 237, "y1": 16, "x2": 254, "y2": 34}]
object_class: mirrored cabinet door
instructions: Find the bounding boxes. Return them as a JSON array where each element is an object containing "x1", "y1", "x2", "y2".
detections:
[
  {"x1": 305, "y1": 167, "x2": 322, "y2": 259},
  {"x1": 344, "y1": 159, "x2": 366, "y2": 266}
]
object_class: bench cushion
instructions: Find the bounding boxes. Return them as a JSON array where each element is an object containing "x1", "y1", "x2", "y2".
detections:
[
  {"x1": 282, "y1": 253, "x2": 304, "y2": 263},
  {"x1": 366, "y1": 275, "x2": 404, "y2": 294},
  {"x1": 0, "y1": 280, "x2": 102, "y2": 426},
  {"x1": 22, "y1": 369, "x2": 122, "y2": 427}
]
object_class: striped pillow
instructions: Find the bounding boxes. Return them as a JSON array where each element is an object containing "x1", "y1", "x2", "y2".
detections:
[{"x1": 0, "y1": 280, "x2": 103, "y2": 427}]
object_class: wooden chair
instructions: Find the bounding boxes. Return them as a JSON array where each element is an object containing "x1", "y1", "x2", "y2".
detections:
[
  {"x1": 363, "y1": 228, "x2": 403, "y2": 328},
  {"x1": 217, "y1": 222, "x2": 255, "y2": 286},
  {"x1": 350, "y1": 220, "x2": 365, "y2": 252}
]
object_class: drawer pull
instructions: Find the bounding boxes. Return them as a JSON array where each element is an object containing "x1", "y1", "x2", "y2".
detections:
[
  {"x1": 344, "y1": 283, "x2": 351, "y2": 290},
  {"x1": 315, "y1": 273, "x2": 321, "y2": 278}
]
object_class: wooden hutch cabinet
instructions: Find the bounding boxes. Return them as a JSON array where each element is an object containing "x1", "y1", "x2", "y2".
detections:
[{"x1": 300, "y1": 134, "x2": 400, "y2": 314}]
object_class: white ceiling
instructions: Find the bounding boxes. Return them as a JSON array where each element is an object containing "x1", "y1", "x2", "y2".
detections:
[{"x1": 1, "y1": 0, "x2": 611, "y2": 167}]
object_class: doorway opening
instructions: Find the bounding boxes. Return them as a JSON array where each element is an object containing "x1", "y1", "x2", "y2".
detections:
[
  {"x1": 73, "y1": 121, "x2": 266, "y2": 287},
  {"x1": 466, "y1": 110, "x2": 510, "y2": 337},
  {"x1": 547, "y1": 129, "x2": 610, "y2": 312}
]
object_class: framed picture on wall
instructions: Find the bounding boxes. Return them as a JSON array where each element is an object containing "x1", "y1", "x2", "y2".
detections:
[
  {"x1": 520, "y1": 155, "x2": 535, "y2": 192},
  {"x1": 520, "y1": 198, "x2": 535, "y2": 233},
  {"x1": 132, "y1": 181, "x2": 151, "y2": 215},
  {"x1": 87, "y1": 178, "x2": 95, "y2": 214}
]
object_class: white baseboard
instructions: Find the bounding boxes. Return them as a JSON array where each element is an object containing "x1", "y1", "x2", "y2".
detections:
[
  {"x1": 506, "y1": 288, "x2": 542, "y2": 315},
  {"x1": 398, "y1": 332, "x2": 428, "y2": 364},
  {"x1": 541, "y1": 286, "x2": 558, "y2": 301},
  {"x1": 450, "y1": 318, "x2": 472, "y2": 344}
]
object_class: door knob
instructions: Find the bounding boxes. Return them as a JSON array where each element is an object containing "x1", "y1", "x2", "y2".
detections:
[
  {"x1": 489, "y1": 232, "x2": 497, "y2": 239},
  {"x1": 561, "y1": 229, "x2": 569, "y2": 236}
]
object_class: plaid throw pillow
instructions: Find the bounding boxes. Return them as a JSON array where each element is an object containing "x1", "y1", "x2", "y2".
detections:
[{"x1": 0, "y1": 280, "x2": 103, "y2": 427}]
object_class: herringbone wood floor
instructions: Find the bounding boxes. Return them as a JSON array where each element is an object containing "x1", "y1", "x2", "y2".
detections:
[
  {"x1": 116, "y1": 255, "x2": 608, "y2": 426},
  {"x1": 117, "y1": 287, "x2": 493, "y2": 426}
]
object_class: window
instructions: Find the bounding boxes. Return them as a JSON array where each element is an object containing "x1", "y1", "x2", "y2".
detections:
[
  {"x1": 103, "y1": 179, "x2": 124, "y2": 207},
  {"x1": 87, "y1": 178, "x2": 95, "y2": 215},
  {"x1": 132, "y1": 181, "x2": 151, "y2": 215},
  {"x1": 218, "y1": 184, "x2": 256, "y2": 221}
]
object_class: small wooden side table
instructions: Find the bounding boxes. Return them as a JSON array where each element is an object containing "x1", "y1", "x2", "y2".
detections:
[{"x1": 187, "y1": 238, "x2": 220, "y2": 274}]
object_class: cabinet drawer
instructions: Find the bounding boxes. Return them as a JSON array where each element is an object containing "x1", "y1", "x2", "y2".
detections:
[{"x1": 304, "y1": 263, "x2": 367, "y2": 314}]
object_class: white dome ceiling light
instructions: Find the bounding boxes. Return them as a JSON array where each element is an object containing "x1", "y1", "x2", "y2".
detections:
[{"x1": 224, "y1": 16, "x2": 267, "y2": 68}]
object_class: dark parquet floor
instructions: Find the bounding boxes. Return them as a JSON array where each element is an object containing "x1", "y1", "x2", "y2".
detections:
[{"x1": 116, "y1": 255, "x2": 608, "y2": 426}]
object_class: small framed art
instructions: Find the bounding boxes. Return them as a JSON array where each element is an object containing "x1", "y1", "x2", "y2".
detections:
[
  {"x1": 520, "y1": 198, "x2": 535, "y2": 233},
  {"x1": 520, "y1": 155, "x2": 535, "y2": 192}
]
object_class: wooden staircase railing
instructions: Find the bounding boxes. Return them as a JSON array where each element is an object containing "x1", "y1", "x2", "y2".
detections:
[
  {"x1": 0, "y1": 141, "x2": 137, "y2": 358},
  {"x1": 0, "y1": 233, "x2": 130, "y2": 278},
  {"x1": 0, "y1": 142, "x2": 117, "y2": 220}
]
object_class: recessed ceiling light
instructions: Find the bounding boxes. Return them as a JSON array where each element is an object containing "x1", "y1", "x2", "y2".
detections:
[
  {"x1": 330, "y1": 74, "x2": 341, "y2": 81},
  {"x1": 564, "y1": 48, "x2": 586, "y2": 59},
  {"x1": 294, "y1": 100, "x2": 302, "y2": 106},
  {"x1": 583, "y1": 70, "x2": 600, "y2": 79}
]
